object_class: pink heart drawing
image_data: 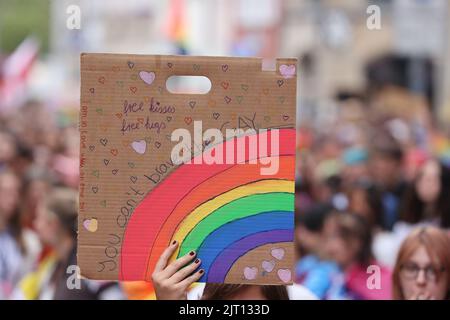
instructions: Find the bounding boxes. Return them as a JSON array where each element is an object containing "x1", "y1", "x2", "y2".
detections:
[
  {"x1": 279, "y1": 64, "x2": 296, "y2": 79},
  {"x1": 262, "y1": 260, "x2": 275, "y2": 273},
  {"x1": 243, "y1": 267, "x2": 258, "y2": 280},
  {"x1": 139, "y1": 71, "x2": 156, "y2": 85},
  {"x1": 131, "y1": 140, "x2": 147, "y2": 155},
  {"x1": 277, "y1": 269, "x2": 292, "y2": 283},
  {"x1": 271, "y1": 248, "x2": 285, "y2": 260}
]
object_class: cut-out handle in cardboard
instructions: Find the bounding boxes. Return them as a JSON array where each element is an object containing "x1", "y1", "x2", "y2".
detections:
[
  {"x1": 166, "y1": 75, "x2": 212, "y2": 95},
  {"x1": 79, "y1": 54, "x2": 297, "y2": 286}
]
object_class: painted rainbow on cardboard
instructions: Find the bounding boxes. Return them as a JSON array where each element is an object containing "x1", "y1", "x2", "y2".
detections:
[{"x1": 119, "y1": 128, "x2": 295, "y2": 282}]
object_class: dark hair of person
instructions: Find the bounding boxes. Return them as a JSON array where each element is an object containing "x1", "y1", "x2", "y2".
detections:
[
  {"x1": 201, "y1": 284, "x2": 289, "y2": 300},
  {"x1": 296, "y1": 202, "x2": 333, "y2": 230},
  {"x1": 348, "y1": 180, "x2": 383, "y2": 229},
  {"x1": 0, "y1": 169, "x2": 26, "y2": 254},
  {"x1": 370, "y1": 132, "x2": 403, "y2": 162},
  {"x1": 326, "y1": 211, "x2": 373, "y2": 266},
  {"x1": 400, "y1": 161, "x2": 450, "y2": 228}
]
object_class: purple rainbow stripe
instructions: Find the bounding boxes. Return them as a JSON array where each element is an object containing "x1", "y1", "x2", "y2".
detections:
[{"x1": 207, "y1": 229, "x2": 293, "y2": 283}]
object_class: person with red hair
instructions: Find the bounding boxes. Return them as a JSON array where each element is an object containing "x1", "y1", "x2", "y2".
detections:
[{"x1": 392, "y1": 226, "x2": 450, "y2": 300}]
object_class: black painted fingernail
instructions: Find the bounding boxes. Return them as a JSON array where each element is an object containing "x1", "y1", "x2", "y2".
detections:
[
  {"x1": 195, "y1": 259, "x2": 200, "y2": 264},
  {"x1": 199, "y1": 269, "x2": 204, "y2": 274},
  {"x1": 172, "y1": 240, "x2": 177, "y2": 245},
  {"x1": 189, "y1": 251, "x2": 195, "y2": 256}
]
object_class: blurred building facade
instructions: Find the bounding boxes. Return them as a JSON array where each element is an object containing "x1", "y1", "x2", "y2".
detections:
[{"x1": 2, "y1": 0, "x2": 449, "y2": 127}]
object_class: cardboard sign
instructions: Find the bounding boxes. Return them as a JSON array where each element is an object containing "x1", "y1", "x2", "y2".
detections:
[{"x1": 78, "y1": 54, "x2": 297, "y2": 285}]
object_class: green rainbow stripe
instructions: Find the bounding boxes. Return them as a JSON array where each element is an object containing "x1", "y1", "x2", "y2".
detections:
[{"x1": 177, "y1": 192, "x2": 294, "y2": 257}]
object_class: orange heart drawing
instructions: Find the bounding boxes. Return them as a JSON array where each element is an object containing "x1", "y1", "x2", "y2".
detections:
[
  {"x1": 221, "y1": 81, "x2": 229, "y2": 90},
  {"x1": 208, "y1": 99, "x2": 216, "y2": 107},
  {"x1": 116, "y1": 113, "x2": 123, "y2": 119},
  {"x1": 98, "y1": 77, "x2": 106, "y2": 84},
  {"x1": 110, "y1": 149, "x2": 118, "y2": 156},
  {"x1": 184, "y1": 117, "x2": 193, "y2": 125},
  {"x1": 130, "y1": 87, "x2": 137, "y2": 93}
]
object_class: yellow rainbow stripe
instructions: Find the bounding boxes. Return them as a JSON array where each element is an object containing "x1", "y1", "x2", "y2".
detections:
[{"x1": 169, "y1": 179, "x2": 294, "y2": 261}]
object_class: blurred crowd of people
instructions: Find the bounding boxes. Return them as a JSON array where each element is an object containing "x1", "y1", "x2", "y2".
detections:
[
  {"x1": 1, "y1": 65, "x2": 450, "y2": 300},
  {"x1": 0, "y1": 101, "x2": 126, "y2": 299},
  {"x1": 295, "y1": 83, "x2": 450, "y2": 299}
]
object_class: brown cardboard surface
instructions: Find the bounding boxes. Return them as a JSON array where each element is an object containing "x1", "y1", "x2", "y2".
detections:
[{"x1": 79, "y1": 54, "x2": 297, "y2": 284}]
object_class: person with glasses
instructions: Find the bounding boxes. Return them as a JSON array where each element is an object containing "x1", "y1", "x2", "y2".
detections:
[{"x1": 392, "y1": 226, "x2": 450, "y2": 300}]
